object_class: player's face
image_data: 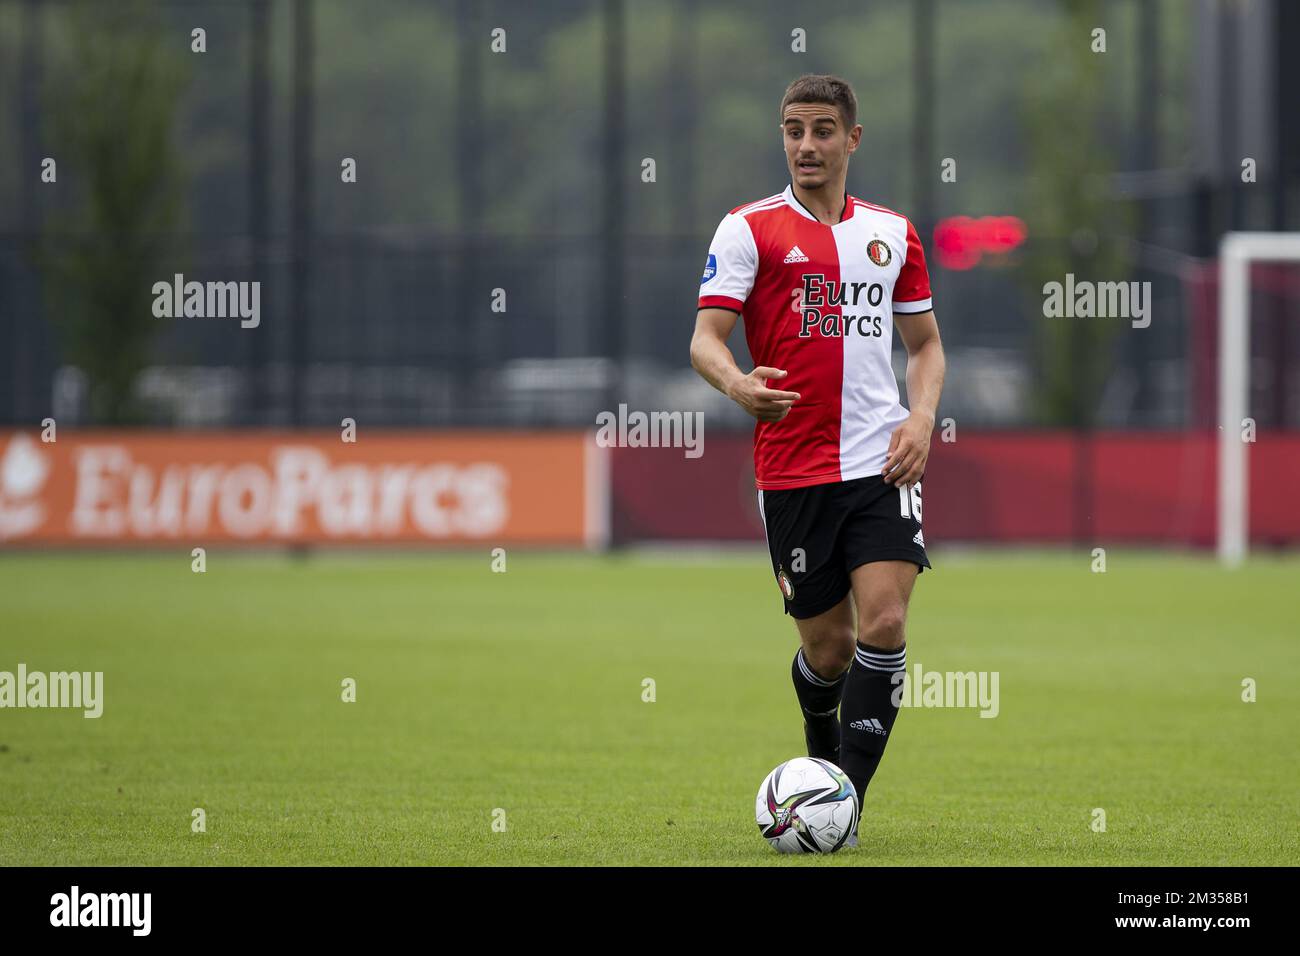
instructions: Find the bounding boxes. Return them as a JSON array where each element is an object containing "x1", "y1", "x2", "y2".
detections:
[{"x1": 781, "y1": 103, "x2": 859, "y2": 188}]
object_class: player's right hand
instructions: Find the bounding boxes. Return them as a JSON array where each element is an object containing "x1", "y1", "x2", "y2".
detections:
[{"x1": 728, "y1": 367, "x2": 801, "y2": 422}]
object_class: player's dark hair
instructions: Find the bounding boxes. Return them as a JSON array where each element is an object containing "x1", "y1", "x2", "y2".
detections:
[{"x1": 779, "y1": 74, "x2": 858, "y2": 130}]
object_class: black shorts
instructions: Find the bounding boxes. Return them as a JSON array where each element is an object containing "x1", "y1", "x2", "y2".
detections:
[{"x1": 758, "y1": 475, "x2": 930, "y2": 619}]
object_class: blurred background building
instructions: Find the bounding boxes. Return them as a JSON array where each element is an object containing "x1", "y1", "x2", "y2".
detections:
[{"x1": 0, "y1": 0, "x2": 1297, "y2": 549}]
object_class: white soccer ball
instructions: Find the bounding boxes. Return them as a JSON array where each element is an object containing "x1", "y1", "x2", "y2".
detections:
[{"x1": 755, "y1": 757, "x2": 859, "y2": 853}]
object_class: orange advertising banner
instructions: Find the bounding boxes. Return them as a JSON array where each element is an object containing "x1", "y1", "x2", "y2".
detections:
[{"x1": 0, "y1": 430, "x2": 606, "y2": 547}]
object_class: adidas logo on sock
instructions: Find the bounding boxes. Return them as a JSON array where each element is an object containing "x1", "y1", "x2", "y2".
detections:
[
  {"x1": 849, "y1": 718, "x2": 887, "y2": 735},
  {"x1": 783, "y1": 245, "x2": 810, "y2": 264}
]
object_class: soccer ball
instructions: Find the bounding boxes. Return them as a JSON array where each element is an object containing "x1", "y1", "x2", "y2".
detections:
[{"x1": 755, "y1": 757, "x2": 859, "y2": 853}]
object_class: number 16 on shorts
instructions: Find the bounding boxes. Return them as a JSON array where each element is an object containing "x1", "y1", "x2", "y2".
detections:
[{"x1": 897, "y1": 482, "x2": 922, "y2": 522}]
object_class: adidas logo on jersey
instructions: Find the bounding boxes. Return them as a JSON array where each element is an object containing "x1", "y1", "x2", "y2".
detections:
[
  {"x1": 849, "y1": 718, "x2": 887, "y2": 735},
  {"x1": 783, "y1": 245, "x2": 810, "y2": 264},
  {"x1": 913, "y1": 530, "x2": 925, "y2": 547}
]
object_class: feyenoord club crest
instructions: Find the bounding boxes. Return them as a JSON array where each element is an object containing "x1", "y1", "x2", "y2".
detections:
[
  {"x1": 777, "y1": 567, "x2": 795, "y2": 600},
  {"x1": 867, "y1": 238, "x2": 892, "y2": 267}
]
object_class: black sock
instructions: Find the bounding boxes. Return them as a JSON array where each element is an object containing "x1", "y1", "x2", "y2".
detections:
[
  {"x1": 839, "y1": 641, "x2": 906, "y2": 803},
  {"x1": 791, "y1": 648, "x2": 847, "y2": 760},
  {"x1": 791, "y1": 647, "x2": 847, "y2": 717}
]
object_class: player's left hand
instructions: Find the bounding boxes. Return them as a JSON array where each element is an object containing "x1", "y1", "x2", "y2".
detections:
[{"x1": 882, "y1": 412, "x2": 934, "y2": 487}]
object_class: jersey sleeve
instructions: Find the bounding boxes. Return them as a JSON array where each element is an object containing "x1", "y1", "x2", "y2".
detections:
[
  {"x1": 697, "y1": 212, "x2": 758, "y2": 313},
  {"x1": 893, "y1": 218, "x2": 933, "y2": 314}
]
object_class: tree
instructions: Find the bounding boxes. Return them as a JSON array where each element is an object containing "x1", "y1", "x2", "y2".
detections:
[
  {"x1": 1020, "y1": 0, "x2": 1132, "y2": 427},
  {"x1": 40, "y1": 1, "x2": 188, "y2": 424}
]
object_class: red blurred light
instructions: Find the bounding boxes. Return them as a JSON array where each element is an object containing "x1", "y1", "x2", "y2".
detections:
[{"x1": 933, "y1": 215, "x2": 1027, "y2": 270}]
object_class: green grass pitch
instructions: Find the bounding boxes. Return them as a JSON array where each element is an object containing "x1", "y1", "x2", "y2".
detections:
[{"x1": 1, "y1": 550, "x2": 1296, "y2": 866}]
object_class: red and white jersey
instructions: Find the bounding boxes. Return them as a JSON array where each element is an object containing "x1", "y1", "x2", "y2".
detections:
[{"x1": 698, "y1": 184, "x2": 933, "y2": 490}]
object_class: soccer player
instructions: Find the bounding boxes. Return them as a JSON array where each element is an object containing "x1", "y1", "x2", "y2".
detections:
[{"x1": 690, "y1": 74, "x2": 946, "y2": 819}]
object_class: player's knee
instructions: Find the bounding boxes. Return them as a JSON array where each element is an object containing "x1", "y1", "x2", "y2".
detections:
[
  {"x1": 804, "y1": 627, "x2": 855, "y2": 677},
  {"x1": 858, "y1": 605, "x2": 907, "y2": 650}
]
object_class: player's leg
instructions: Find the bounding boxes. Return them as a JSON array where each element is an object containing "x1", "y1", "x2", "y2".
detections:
[
  {"x1": 835, "y1": 475, "x2": 930, "y2": 805},
  {"x1": 757, "y1": 483, "x2": 854, "y2": 764},
  {"x1": 791, "y1": 593, "x2": 855, "y2": 763},
  {"x1": 838, "y1": 559, "x2": 918, "y2": 801}
]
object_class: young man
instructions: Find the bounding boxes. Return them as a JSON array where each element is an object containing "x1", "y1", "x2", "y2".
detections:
[{"x1": 690, "y1": 74, "x2": 946, "y2": 816}]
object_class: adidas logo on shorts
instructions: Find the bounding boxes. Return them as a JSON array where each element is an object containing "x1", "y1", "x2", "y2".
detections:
[
  {"x1": 913, "y1": 529, "x2": 925, "y2": 547},
  {"x1": 783, "y1": 245, "x2": 810, "y2": 264}
]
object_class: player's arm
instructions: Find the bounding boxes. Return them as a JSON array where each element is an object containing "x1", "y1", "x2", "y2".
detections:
[
  {"x1": 883, "y1": 309, "x2": 945, "y2": 487},
  {"x1": 690, "y1": 308, "x2": 801, "y2": 423}
]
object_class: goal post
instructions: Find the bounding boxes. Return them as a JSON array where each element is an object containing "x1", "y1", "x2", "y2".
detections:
[{"x1": 1217, "y1": 232, "x2": 1300, "y2": 566}]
